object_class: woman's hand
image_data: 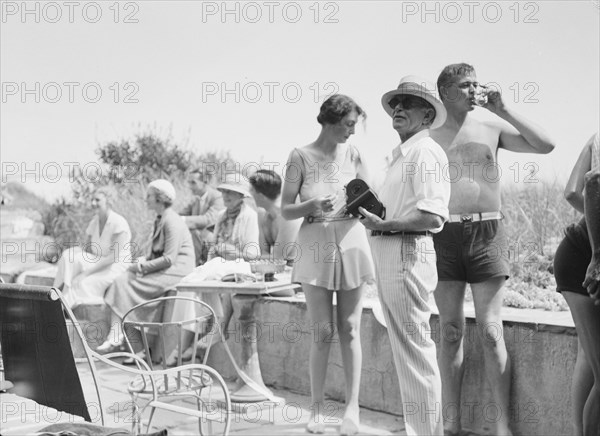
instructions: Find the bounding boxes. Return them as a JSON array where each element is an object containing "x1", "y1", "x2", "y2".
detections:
[
  {"x1": 311, "y1": 194, "x2": 337, "y2": 215},
  {"x1": 357, "y1": 207, "x2": 384, "y2": 231},
  {"x1": 583, "y1": 256, "x2": 600, "y2": 305}
]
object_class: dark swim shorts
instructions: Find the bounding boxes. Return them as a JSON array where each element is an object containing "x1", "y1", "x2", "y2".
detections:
[
  {"x1": 554, "y1": 221, "x2": 591, "y2": 296},
  {"x1": 433, "y1": 219, "x2": 510, "y2": 283}
]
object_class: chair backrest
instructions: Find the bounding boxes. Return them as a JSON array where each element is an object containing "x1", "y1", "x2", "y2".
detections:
[
  {"x1": 0, "y1": 283, "x2": 93, "y2": 422},
  {"x1": 122, "y1": 296, "x2": 217, "y2": 371}
]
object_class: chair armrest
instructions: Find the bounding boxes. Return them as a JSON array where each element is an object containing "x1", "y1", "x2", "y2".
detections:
[
  {"x1": 91, "y1": 351, "x2": 153, "y2": 372},
  {"x1": 90, "y1": 350, "x2": 156, "y2": 394}
]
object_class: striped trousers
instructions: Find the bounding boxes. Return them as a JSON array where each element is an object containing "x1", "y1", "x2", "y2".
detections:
[{"x1": 369, "y1": 234, "x2": 443, "y2": 436}]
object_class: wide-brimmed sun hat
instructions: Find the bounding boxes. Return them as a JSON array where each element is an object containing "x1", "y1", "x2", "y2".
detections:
[
  {"x1": 217, "y1": 173, "x2": 251, "y2": 198},
  {"x1": 381, "y1": 75, "x2": 447, "y2": 129},
  {"x1": 148, "y1": 179, "x2": 176, "y2": 202}
]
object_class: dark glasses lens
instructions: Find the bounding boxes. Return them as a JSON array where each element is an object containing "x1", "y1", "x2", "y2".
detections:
[{"x1": 389, "y1": 95, "x2": 428, "y2": 111}]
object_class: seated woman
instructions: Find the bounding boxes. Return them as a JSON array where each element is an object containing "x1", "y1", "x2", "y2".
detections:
[
  {"x1": 248, "y1": 169, "x2": 301, "y2": 261},
  {"x1": 166, "y1": 173, "x2": 260, "y2": 365},
  {"x1": 97, "y1": 179, "x2": 195, "y2": 353},
  {"x1": 53, "y1": 187, "x2": 131, "y2": 308}
]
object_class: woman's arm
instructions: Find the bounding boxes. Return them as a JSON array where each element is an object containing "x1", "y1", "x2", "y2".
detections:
[
  {"x1": 281, "y1": 149, "x2": 334, "y2": 220},
  {"x1": 564, "y1": 137, "x2": 594, "y2": 213},
  {"x1": 353, "y1": 145, "x2": 371, "y2": 186},
  {"x1": 139, "y1": 211, "x2": 182, "y2": 275},
  {"x1": 583, "y1": 171, "x2": 600, "y2": 303}
]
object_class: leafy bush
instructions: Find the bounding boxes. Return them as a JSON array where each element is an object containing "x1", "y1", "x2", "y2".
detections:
[
  {"x1": 96, "y1": 132, "x2": 237, "y2": 184},
  {"x1": 499, "y1": 181, "x2": 576, "y2": 311},
  {"x1": 43, "y1": 132, "x2": 236, "y2": 259},
  {"x1": 1, "y1": 181, "x2": 49, "y2": 211},
  {"x1": 501, "y1": 181, "x2": 579, "y2": 256}
]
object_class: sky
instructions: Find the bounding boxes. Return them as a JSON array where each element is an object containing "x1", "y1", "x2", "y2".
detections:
[{"x1": 1, "y1": 0, "x2": 599, "y2": 200}]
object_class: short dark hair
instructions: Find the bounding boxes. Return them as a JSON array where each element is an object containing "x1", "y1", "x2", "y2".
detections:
[
  {"x1": 437, "y1": 63, "x2": 476, "y2": 101},
  {"x1": 317, "y1": 94, "x2": 366, "y2": 126},
  {"x1": 249, "y1": 169, "x2": 282, "y2": 200},
  {"x1": 189, "y1": 167, "x2": 211, "y2": 183}
]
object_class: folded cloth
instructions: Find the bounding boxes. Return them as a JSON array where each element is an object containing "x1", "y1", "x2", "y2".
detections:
[{"x1": 178, "y1": 257, "x2": 252, "y2": 284}]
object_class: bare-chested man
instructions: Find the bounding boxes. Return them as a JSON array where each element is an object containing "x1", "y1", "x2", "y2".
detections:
[{"x1": 430, "y1": 63, "x2": 555, "y2": 436}]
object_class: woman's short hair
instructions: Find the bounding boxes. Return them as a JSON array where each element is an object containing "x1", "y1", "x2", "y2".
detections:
[
  {"x1": 249, "y1": 169, "x2": 282, "y2": 200},
  {"x1": 317, "y1": 94, "x2": 366, "y2": 126},
  {"x1": 93, "y1": 186, "x2": 114, "y2": 207}
]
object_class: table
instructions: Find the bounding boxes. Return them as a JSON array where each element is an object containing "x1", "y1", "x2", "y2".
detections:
[
  {"x1": 176, "y1": 272, "x2": 300, "y2": 403},
  {"x1": 0, "y1": 392, "x2": 85, "y2": 435}
]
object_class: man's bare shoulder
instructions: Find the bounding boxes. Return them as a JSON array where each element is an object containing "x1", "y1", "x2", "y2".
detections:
[{"x1": 431, "y1": 118, "x2": 501, "y2": 151}]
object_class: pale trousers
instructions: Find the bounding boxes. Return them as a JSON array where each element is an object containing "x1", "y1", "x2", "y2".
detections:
[{"x1": 369, "y1": 234, "x2": 443, "y2": 436}]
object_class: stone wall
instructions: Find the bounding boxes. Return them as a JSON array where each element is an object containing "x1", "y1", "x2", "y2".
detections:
[{"x1": 210, "y1": 296, "x2": 575, "y2": 436}]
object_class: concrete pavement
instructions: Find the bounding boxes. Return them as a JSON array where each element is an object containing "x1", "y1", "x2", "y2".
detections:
[{"x1": 78, "y1": 360, "x2": 405, "y2": 435}]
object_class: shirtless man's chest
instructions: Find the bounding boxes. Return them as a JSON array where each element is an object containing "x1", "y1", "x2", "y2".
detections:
[{"x1": 431, "y1": 119, "x2": 503, "y2": 214}]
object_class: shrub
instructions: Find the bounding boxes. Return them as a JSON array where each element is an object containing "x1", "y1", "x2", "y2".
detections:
[
  {"x1": 1, "y1": 181, "x2": 49, "y2": 212},
  {"x1": 44, "y1": 131, "x2": 236, "y2": 259}
]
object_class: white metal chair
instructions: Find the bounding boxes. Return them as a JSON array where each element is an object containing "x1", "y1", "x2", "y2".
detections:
[
  {"x1": 0, "y1": 283, "x2": 231, "y2": 435},
  {"x1": 121, "y1": 296, "x2": 231, "y2": 435}
]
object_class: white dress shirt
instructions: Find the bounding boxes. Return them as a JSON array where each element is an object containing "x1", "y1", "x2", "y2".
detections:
[{"x1": 378, "y1": 129, "x2": 450, "y2": 233}]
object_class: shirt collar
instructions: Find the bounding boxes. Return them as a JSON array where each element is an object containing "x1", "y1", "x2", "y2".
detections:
[{"x1": 391, "y1": 129, "x2": 431, "y2": 161}]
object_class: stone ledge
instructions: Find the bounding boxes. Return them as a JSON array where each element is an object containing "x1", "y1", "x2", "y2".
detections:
[{"x1": 209, "y1": 295, "x2": 575, "y2": 436}]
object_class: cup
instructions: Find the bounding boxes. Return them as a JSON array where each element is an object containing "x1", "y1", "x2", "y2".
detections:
[{"x1": 474, "y1": 85, "x2": 488, "y2": 106}]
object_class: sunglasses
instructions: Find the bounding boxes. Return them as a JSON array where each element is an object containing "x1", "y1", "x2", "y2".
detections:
[{"x1": 388, "y1": 95, "x2": 430, "y2": 111}]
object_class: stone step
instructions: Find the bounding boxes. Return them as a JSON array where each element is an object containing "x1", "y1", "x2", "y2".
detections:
[{"x1": 0, "y1": 259, "x2": 55, "y2": 284}]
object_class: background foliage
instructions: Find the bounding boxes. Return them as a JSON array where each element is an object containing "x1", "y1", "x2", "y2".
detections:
[{"x1": 41, "y1": 132, "x2": 235, "y2": 258}]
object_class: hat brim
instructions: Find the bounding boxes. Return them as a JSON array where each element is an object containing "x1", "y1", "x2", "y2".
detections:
[
  {"x1": 217, "y1": 184, "x2": 251, "y2": 198},
  {"x1": 381, "y1": 86, "x2": 447, "y2": 130}
]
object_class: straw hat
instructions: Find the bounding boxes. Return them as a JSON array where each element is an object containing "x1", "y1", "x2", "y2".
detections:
[
  {"x1": 381, "y1": 75, "x2": 447, "y2": 129},
  {"x1": 217, "y1": 173, "x2": 251, "y2": 198}
]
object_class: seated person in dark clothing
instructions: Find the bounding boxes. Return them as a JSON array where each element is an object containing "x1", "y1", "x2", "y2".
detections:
[{"x1": 180, "y1": 168, "x2": 224, "y2": 265}]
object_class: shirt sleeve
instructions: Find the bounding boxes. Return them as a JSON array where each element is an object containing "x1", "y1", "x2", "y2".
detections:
[{"x1": 413, "y1": 144, "x2": 450, "y2": 224}]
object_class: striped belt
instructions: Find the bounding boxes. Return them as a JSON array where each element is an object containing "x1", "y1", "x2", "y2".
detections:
[
  {"x1": 448, "y1": 211, "x2": 503, "y2": 223},
  {"x1": 371, "y1": 230, "x2": 430, "y2": 237}
]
